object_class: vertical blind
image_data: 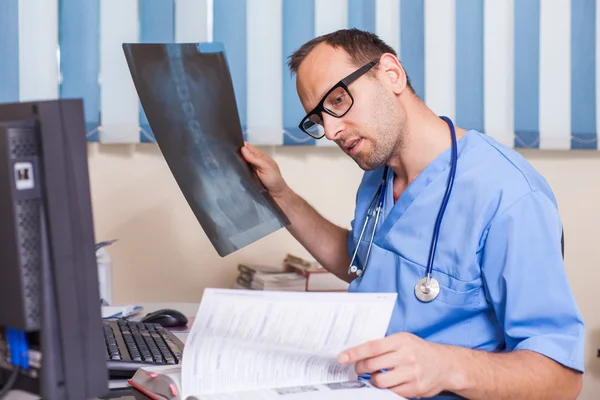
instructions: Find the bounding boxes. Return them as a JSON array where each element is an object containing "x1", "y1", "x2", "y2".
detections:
[{"x1": 0, "y1": 0, "x2": 598, "y2": 149}]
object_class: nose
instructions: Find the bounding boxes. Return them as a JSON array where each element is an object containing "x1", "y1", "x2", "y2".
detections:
[{"x1": 322, "y1": 113, "x2": 344, "y2": 141}]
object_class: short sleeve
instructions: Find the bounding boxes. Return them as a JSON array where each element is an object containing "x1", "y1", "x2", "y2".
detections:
[{"x1": 481, "y1": 190, "x2": 585, "y2": 372}]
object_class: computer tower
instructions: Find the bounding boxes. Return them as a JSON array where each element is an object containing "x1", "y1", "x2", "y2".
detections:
[{"x1": 0, "y1": 99, "x2": 108, "y2": 398}]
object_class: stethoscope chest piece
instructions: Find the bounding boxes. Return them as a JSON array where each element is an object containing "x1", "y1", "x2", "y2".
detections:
[{"x1": 415, "y1": 277, "x2": 440, "y2": 302}]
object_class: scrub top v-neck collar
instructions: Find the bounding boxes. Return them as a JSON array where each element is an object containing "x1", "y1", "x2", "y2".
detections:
[{"x1": 376, "y1": 130, "x2": 478, "y2": 244}]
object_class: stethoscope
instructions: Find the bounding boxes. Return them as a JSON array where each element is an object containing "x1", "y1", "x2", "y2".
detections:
[{"x1": 348, "y1": 116, "x2": 458, "y2": 303}]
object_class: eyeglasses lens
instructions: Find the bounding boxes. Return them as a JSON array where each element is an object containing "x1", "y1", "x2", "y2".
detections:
[
  {"x1": 324, "y1": 86, "x2": 353, "y2": 116},
  {"x1": 301, "y1": 86, "x2": 353, "y2": 138},
  {"x1": 302, "y1": 114, "x2": 325, "y2": 138}
]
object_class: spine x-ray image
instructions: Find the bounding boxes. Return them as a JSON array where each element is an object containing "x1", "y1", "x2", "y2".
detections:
[{"x1": 123, "y1": 42, "x2": 289, "y2": 257}]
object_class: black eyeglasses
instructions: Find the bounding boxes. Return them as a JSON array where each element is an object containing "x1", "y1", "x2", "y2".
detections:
[{"x1": 298, "y1": 59, "x2": 379, "y2": 139}]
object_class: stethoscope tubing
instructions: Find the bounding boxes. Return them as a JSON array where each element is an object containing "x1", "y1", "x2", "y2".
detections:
[
  {"x1": 348, "y1": 116, "x2": 458, "y2": 294},
  {"x1": 348, "y1": 169, "x2": 388, "y2": 275},
  {"x1": 425, "y1": 116, "x2": 458, "y2": 279}
]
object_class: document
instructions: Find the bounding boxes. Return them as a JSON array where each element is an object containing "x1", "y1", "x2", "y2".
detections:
[
  {"x1": 122, "y1": 43, "x2": 289, "y2": 257},
  {"x1": 128, "y1": 289, "x2": 403, "y2": 400},
  {"x1": 196, "y1": 380, "x2": 402, "y2": 400}
]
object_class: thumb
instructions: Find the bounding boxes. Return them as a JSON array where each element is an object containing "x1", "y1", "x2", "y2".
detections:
[{"x1": 241, "y1": 142, "x2": 267, "y2": 167}]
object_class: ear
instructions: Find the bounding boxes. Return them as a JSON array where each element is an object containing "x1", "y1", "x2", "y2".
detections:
[{"x1": 378, "y1": 53, "x2": 408, "y2": 95}]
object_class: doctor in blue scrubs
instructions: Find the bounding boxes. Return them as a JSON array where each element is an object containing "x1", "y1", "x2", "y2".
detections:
[{"x1": 241, "y1": 29, "x2": 584, "y2": 399}]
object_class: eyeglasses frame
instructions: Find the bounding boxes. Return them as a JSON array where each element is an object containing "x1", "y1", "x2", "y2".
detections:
[{"x1": 298, "y1": 58, "x2": 380, "y2": 139}]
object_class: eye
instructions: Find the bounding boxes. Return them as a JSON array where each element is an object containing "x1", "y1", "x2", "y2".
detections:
[{"x1": 332, "y1": 94, "x2": 346, "y2": 105}]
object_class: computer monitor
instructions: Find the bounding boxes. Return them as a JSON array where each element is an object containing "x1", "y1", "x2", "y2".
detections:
[{"x1": 0, "y1": 99, "x2": 108, "y2": 398}]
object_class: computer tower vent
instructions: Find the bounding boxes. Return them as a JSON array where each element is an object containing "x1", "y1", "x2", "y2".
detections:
[
  {"x1": 16, "y1": 198, "x2": 41, "y2": 329},
  {"x1": 9, "y1": 131, "x2": 38, "y2": 159}
]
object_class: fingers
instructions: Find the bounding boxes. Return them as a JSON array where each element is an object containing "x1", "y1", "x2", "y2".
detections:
[
  {"x1": 354, "y1": 352, "x2": 399, "y2": 375},
  {"x1": 370, "y1": 368, "x2": 411, "y2": 389},
  {"x1": 241, "y1": 142, "x2": 268, "y2": 168},
  {"x1": 369, "y1": 365, "x2": 436, "y2": 399},
  {"x1": 242, "y1": 142, "x2": 263, "y2": 158},
  {"x1": 338, "y1": 336, "x2": 400, "y2": 365},
  {"x1": 240, "y1": 141, "x2": 255, "y2": 159}
]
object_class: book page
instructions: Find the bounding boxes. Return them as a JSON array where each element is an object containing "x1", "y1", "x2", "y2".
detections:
[
  {"x1": 181, "y1": 289, "x2": 397, "y2": 397},
  {"x1": 194, "y1": 380, "x2": 406, "y2": 400}
]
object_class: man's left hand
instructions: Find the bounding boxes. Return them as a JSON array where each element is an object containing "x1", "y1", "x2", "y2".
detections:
[{"x1": 338, "y1": 332, "x2": 458, "y2": 398}]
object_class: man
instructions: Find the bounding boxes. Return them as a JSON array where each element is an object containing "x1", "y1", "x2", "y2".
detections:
[{"x1": 241, "y1": 29, "x2": 584, "y2": 399}]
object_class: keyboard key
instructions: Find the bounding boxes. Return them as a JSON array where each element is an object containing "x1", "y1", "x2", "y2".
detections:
[
  {"x1": 164, "y1": 355, "x2": 176, "y2": 364},
  {"x1": 104, "y1": 319, "x2": 185, "y2": 376}
]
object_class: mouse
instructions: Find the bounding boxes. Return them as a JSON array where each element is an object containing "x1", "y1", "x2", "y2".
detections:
[{"x1": 140, "y1": 308, "x2": 188, "y2": 328}]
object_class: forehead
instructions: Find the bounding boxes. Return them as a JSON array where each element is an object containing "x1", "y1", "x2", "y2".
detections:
[{"x1": 296, "y1": 43, "x2": 359, "y2": 108}]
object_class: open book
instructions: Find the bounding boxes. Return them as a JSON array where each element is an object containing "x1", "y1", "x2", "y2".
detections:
[{"x1": 128, "y1": 288, "x2": 405, "y2": 399}]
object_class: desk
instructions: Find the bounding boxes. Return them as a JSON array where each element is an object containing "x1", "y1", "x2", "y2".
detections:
[{"x1": 5, "y1": 302, "x2": 199, "y2": 400}]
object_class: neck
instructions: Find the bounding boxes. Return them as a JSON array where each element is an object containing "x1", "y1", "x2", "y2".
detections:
[{"x1": 387, "y1": 96, "x2": 466, "y2": 186}]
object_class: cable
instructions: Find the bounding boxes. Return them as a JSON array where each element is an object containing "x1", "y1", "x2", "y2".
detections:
[
  {"x1": 0, "y1": 367, "x2": 19, "y2": 399},
  {"x1": 0, "y1": 327, "x2": 27, "y2": 398}
]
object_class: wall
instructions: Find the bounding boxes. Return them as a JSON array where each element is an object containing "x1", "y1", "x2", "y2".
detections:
[
  {"x1": 519, "y1": 150, "x2": 600, "y2": 399},
  {"x1": 87, "y1": 143, "x2": 600, "y2": 398}
]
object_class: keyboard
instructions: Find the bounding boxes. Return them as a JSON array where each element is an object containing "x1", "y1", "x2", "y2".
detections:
[{"x1": 103, "y1": 319, "x2": 185, "y2": 378}]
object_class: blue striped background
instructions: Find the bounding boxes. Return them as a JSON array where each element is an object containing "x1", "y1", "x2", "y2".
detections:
[
  {"x1": 59, "y1": 0, "x2": 100, "y2": 141},
  {"x1": 400, "y1": 0, "x2": 425, "y2": 101},
  {"x1": 0, "y1": 0, "x2": 20, "y2": 104},
  {"x1": 514, "y1": 0, "x2": 540, "y2": 149},
  {"x1": 282, "y1": 0, "x2": 316, "y2": 146},
  {"x1": 455, "y1": 0, "x2": 484, "y2": 134},
  {"x1": 571, "y1": 0, "x2": 597, "y2": 149},
  {"x1": 214, "y1": 0, "x2": 247, "y2": 141},
  {"x1": 0, "y1": 0, "x2": 597, "y2": 149},
  {"x1": 348, "y1": 0, "x2": 376, "y2": 33}
]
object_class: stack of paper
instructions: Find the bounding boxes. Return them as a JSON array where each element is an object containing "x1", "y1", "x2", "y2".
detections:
[
  {"x1": 233, "y1": 262, "x2": 307, "y2": 291},
  {"x1": 245, "y1": 272, "x2": 306, "y2": 291},
  {"x1": 234, "y1": 263, "x2": 290, "y2": 289},
  {"x1": 284, "y1": 254, "x2": 349, "y2": 292}
]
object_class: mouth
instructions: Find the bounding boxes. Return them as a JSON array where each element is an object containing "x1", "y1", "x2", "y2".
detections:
[{"x1": 345, "y1": 138, "x2": 363, "y2": 155}]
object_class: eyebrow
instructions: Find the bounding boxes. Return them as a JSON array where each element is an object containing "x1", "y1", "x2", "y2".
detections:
[
  {"x1": 314, "y1": 85, "x2": 332, "y2": 106},
  {"x1": 304, "y1": 87, "x2": 329, "y2": 115},
  {"x1": 316, "y1": 88, "x2": 328, "y2": 103},
  {"x1": 314, "y1": 80, "x2": 342, "y2": 109}
]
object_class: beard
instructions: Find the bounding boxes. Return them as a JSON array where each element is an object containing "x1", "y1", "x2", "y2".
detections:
[{"x1": 351, "y1": 89, "x2": 406, "y2": 171}]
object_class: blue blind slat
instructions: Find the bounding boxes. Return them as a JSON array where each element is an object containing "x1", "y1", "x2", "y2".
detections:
[
  {"x1": 214, "y1": 0, "x2": 247, "y2": 139},
  {"x1": 59, "y1": 0, "x2": 100, "y2": 141},
  {"x1": 570, "y1": 0, "x2": 597, "y2": 149},
  {"x1": 282, "y1": 0, "x2": 316, "y2": 145},
  {"x1": 400, "y1": 0, "x2": 425, "y2": 101},
  {"x1": 348, "y1": 0, "x2": 376, "y2": 33},
  {"x1": 455, "y1": 0, "x2": 484, "y2": 133},
  {"x1": 0, "y1": 0, "x2": 20, "y2": 104},
  {"x1": 514, "y1": 0, "x2": 540, "y2": 148}
]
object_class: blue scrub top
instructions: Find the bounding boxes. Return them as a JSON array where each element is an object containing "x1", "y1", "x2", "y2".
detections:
[{"x1": 347, "y1": 130, "x2": 585, "y2": 397}]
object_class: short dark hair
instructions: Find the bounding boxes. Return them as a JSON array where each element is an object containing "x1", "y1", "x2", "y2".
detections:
[{"x1": 287, "y1": 28, "x2": 414, "y2": 92}]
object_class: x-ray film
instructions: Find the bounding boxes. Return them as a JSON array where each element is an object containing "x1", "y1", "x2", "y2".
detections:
[{"x1": 123, "y1": 42, "x2": 289, "y2": 257}]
